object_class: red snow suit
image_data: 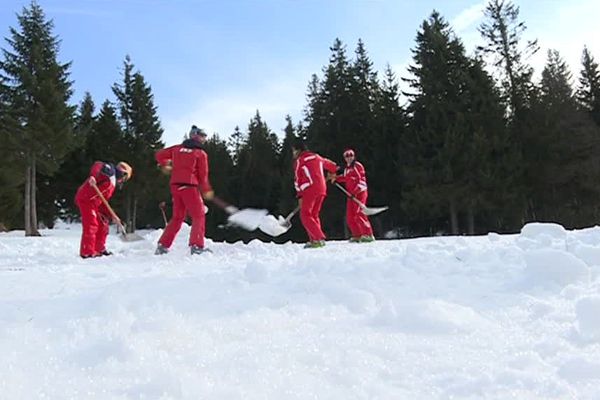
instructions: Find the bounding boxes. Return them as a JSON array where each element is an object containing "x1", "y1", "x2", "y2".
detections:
[
  {"x1": 156, "y1": 138, "x2": 213, "y2": 249},
  {"x1": 75, "y1": 162, "x2": 117, "y2": 257},
  {"x1": 336, "y1": 160, "x2": 373, "y2": 238},
  {"x1": 294, "y1": 151, "x2": 337, "y2": 242}
]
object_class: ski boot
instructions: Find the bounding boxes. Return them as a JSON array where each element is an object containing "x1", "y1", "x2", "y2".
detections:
[
  {"x1": 155, "y1": 244, "x2": 169, "y2": 255},
  {"x1": 303, "y1": 240, "x2": 326, "y2": 249},
  {"x1": 349, "y1": 236, "x2": 361, "y2": 243},
  {"x1": 99, "y1": 249, "x2": 113, "y2": 256},
  {"x1": 359, "y1": 235, "x2": 375, "y2": 243},
  {"x1": 190, "y1": 245, "x2": 212, "y2": 255}
]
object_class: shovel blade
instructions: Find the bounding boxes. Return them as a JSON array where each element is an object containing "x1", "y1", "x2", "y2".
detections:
[
  {"x1": 119, "y1": 232, "x2": 145, "y2": 242},
  {"x1": 258, "y1": 214, "x2": 291, "y2": 237},
  {"x1": 363, "y1": 205, "x2": 389, "y2": 216}
]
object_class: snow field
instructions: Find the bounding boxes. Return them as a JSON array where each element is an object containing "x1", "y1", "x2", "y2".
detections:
[{"x1": 1, "y1": 222, "x2": 600, "y2": 398}]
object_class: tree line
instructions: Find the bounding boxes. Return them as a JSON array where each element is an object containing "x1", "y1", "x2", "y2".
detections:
[{"x1": 1, "y1": 1, "x2": 600, "y2": 241}]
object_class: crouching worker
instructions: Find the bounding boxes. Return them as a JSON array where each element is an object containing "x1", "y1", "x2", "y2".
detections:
[
  {"x1": 75, "y1": 161, "x2": 133, "y2": 258},
  {"x1": 155, "y1": 125, "x2": 214, "y2": 255}
]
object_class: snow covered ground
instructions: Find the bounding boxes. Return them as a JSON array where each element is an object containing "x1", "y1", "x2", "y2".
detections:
[{"x1": 2, "y1": 222, "x2": 600, "y2": 399}]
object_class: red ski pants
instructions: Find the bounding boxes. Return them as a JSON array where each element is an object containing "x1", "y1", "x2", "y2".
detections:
[
  {"x1": 346, "y1": 191, "x2": 373, "y2": 237},
  {"x1": 77, "y1": 201, "x2": 110, "y2": 257},
  {"x1": 300, "y1": 193, "x2": 326, "y2": 242},
  {"x1": 159, "y1": 185, "x2": 206, "y2": 248}
]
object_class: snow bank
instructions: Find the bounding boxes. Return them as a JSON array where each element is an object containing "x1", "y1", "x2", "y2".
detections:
[
  {"x1": 522, "y1": 249, "x2": 590, "y2": 289},
  {"x1": 575, "y1": 296, "x2": 600, "y2": 341}
]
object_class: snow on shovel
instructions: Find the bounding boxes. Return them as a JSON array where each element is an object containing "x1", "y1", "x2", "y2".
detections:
[
  {"x1": 333, "y1": 182, "x2": 389, "y2": 216},
  {"x1": 258, "y1": 206, "x2": 300, "y2": 237},
  {"x1": 91, "y1": 183, "x2": 144, "y2": 242},
  {"x1": 211, "y1": 196, "x2": 268, "y2": 231}
]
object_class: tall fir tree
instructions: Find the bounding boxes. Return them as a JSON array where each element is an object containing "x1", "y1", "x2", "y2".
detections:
[
  {"x1": 112, "y1": 56, "x2": 165, "y2": 231},
  {"x1": 0, "y1": 75, "x2": 23, "y2": 229},
  {"x1": 403, "y1": 11, "x2": 510, "y2": 235},
  {"x1": 403, "y1": 11, "x2": 473, "y2": 234},
  {"x1": 235, "y1": 111, "x2": 280, "y2": 211},
  {"x1": 370, "y1": 65, "x2": 406, "y2": 234},
  {"x1": 478, "y1": 0, "x2": 539, "y2": 226},
  {"x1": 50, "y1": 92, "x2": 97, "y2": 222},
  {"x1": 577, "y1": 46, "x2": 600, "y2": 127},
  {"x1": 478, "y1": 0, "x2": 539, "y2": 117},
  {"x1": 0, "y1": 1, "x2": 76, "y2": 235},
  {"x1": 534, "y1": 50, "x2": 600, "y2": 226},
  {"x1": 305, "y1": 38, "x2": 353, "y2": 158}
]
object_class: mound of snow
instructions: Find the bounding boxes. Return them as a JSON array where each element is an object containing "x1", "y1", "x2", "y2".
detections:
[
  {"x1": 523, "y1": 249, "x2": 589, "y2": 289},
  {"x1": 517, "y1": 222, "x2": 567, "y2": 251},
  {"x1": 520, "y1": 223, "x2": 567, "y2": 240},
  {"x1": 372, "y1": 299, "x2": 491, "y2": 334},
  {"x1": 575, "y1": 296, "x2": 600, "y2": 341}
]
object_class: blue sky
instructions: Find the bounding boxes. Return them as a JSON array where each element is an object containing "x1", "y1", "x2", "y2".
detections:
[{"x1": 1, "y1": 0, "x2": 599, "y2": 146}]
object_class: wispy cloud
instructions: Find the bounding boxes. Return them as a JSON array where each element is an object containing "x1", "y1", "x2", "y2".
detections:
[{"x1": 451, "y1": 1, "x2": 486, "y2": 33}]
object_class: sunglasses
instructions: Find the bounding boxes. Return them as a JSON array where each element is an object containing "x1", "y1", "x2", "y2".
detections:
[{"x1": 344, "y1": 153, "x2": 354, "y2": 158}]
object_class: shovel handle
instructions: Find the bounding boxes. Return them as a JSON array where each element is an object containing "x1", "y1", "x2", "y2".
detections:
[
  {"x1": 90, "y1": 182, "x2": 127, "y2": 234},
  {"x1": 334, "y1": 182, "x2": 368, "y2": 211},
  {"x1": 286, "y1": 205, "x2": 301, "y2": 223},
  {"x1": 210, "y1": 196, "x2": 239, "y2": 215}
]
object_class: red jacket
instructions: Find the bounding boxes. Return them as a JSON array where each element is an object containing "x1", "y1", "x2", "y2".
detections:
[
  {"x1": 156, "y1": 139, "x2": 212, "y2": 193},
  {"x1": 294, "y1": 151, "x2": 337, "y2": 198},
  {"x1": 75, "y1": 161, "x2": 116, "y2": 213},
  {"x1": 336, "y1": 160, "x2": 368, "y2": 196}
]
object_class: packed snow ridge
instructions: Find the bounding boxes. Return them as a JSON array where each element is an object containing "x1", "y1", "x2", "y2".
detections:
[{"x1": 2, "y1": 222, "x2": 600, "y2": 399}]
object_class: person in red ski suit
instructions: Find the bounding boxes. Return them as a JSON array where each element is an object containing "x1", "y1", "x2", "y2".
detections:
[
  {"x1": 155, "y1": 125, "x2": 214, "y2": 255},
  {"x1": 291, "y1": 139, "x2": 337, "y2": 248},
  {"x1": 334, "y1": 148, "x2": 374, "y2": 242},
  {"x1": 75, "y1": 161, "x2": 133, "y2": 258}
]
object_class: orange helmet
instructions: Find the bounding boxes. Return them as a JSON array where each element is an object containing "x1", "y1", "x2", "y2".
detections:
[{"x1": 116, "y1": 161, "x2": 133, "y2": 182}]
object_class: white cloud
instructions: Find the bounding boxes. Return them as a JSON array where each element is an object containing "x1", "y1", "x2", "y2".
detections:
[{"x1": 451, "y1": 1, "x2": 486, "y2": 33}]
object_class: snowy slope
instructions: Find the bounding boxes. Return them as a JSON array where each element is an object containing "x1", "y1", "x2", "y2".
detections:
[{"x1": 2, "y1": 222, "x2": 600, "y2": 399}]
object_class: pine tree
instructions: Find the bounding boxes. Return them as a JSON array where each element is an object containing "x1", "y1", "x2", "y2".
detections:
[
  {"x1": 577, "y1": 46, "x2": 600, "y2": 126},
  {"x1": 235, "y1": 111, "x2": 280, "y2": 211},
  {"x1": 111, "y1": 56, "x2": 165, "y2": 231},
  {"x1": 278, "y1": 116, "x2": 299, "y2": 215},
  {"x1": 371, "y1": 65, "x2": 406, "y2": 233},
  {"x1": 0, "y1": 75, "x2": 23, "y2": 229},
  {"x1": 51, "y1": 92, "x2": 97, "y2": 222},
  {"x1": 403, "y1": 11, "x2": 474, "y2": 234},
  {"x1": 535, "y1": 50, "x2": 600, "y2": 226},
  {"x1": 0, "y1": 1, "x2": 76, "y2": 235},
  {"x1": 87, "y1": 100, "x2": 125, "y2": 162},
  {"x1": 402, "y1": 11, "x2": 510, "y2": 235},
  {"x1": 478, "y1": 0, "x2": 539, "y2": 117},
  {"x1": 305, "y1": 38, "x2": 353, "y2": 158},
  {"x1": 478, "y1": 0, "x2": 539, "y2": 225},
  {"x1": 227, "y1": 125, "x2": 246, "y2": 165},
  {"x1": 203, "y1": 134, "x2": 235, "y2": 240},
  {"x1": 461, "y1": 56, "x2": 511, "y2": 233}
]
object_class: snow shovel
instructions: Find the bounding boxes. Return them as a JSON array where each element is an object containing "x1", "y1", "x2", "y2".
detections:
[
  {"x1": 91, "y1": 183, "x2": 144, "y2": 242},
  {"x1": 334, "y1": 182, "x2": 389, "y2": 216},
  {"x1": 210, "y1": 196, "x2": 268, "y2": 231},
  {"x1": 258, "y1": 206, "x2": 300, "y2": 237}
]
